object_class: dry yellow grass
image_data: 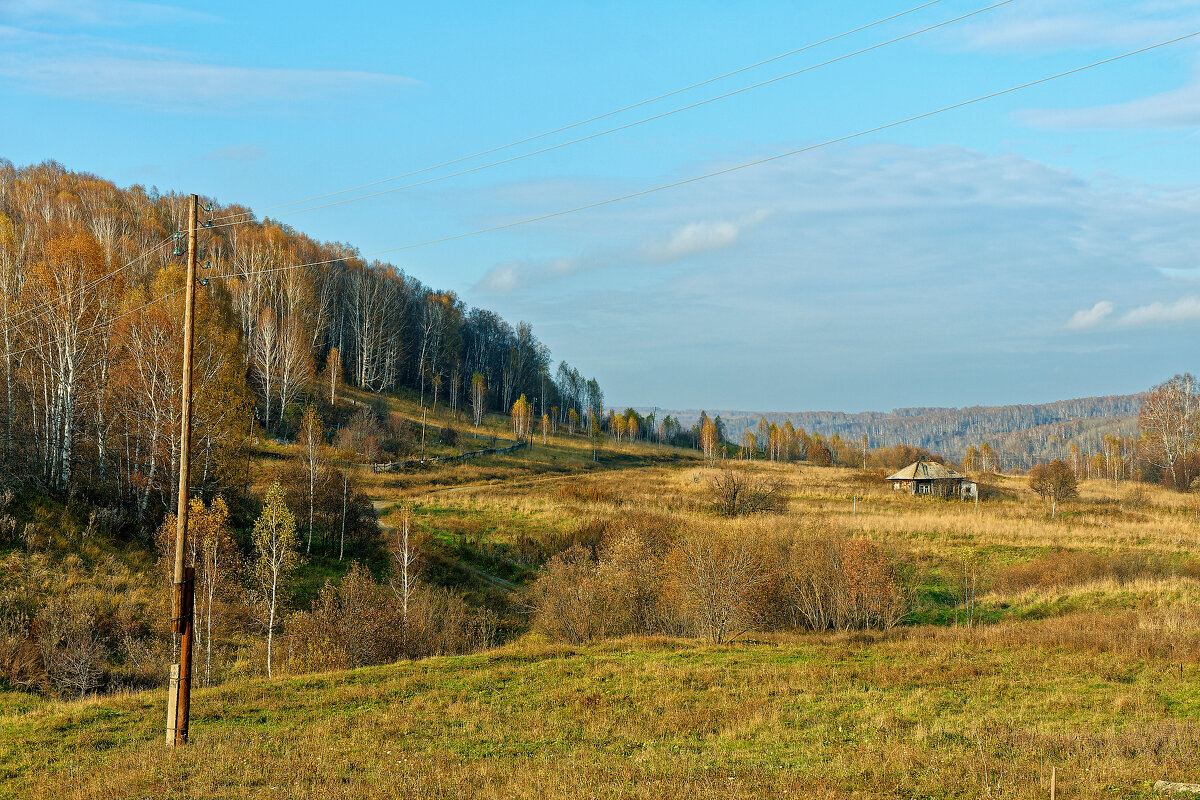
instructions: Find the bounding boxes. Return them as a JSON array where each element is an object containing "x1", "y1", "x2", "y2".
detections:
[
  {"x1": 6, "y1": 612, "x2": 1200, "y2": 799},
  {"x1": 10, "y1": 417, "x2": 1200, "y2": 799}
]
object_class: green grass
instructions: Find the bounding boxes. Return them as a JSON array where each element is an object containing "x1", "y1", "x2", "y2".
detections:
[{"x1": 4, "y1": 617, "x2": 1200, "y2": 799}]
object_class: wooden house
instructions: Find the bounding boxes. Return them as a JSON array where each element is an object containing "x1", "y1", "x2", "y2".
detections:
[{"x1": 886, "y1": 460, "x2": 976, "y2": 499}]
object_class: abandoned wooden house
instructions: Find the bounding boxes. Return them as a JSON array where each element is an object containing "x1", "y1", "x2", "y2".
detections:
[{"x1": 886, "y1": 460, "x2": 977, "y2": 500}]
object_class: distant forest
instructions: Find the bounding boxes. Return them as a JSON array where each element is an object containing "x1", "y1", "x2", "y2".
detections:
[{"x1": 649, "y1": 395, "x2": 1143, "y2": 470}]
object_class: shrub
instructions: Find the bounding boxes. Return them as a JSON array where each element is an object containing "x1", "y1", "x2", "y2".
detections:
[
  {"x1": 840, "y1": 539, "x2": 907, "y2": 630},
  {"x1": 0, "y1": 611, "x2": 43, "y2": 691},
  {"x1": 34, "y1": 594, "x2": 108, "y2": 698},
  {"x1": 995, "y1": 549, "x2": 1200, "y2": 593},
  {"x1": 775, "y1": 530, "x2": 909, "y2": 631},
  {"x1": 288, "y1": 562, "x2": 498, "y2": 672},
  {"x1": 665, "y1": 529, "x2": 773, "y2": 643},
  {"x1": 527, "y1": 546, "x2": 617, "y2": 644},
  {"x1": 709, "y1": 469, "x2": 786, "y2": 517}
]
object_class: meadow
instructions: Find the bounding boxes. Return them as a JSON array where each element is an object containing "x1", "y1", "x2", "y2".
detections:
[{"x1": 3, "y1": 409, "x2": 1199, "y2": 799}]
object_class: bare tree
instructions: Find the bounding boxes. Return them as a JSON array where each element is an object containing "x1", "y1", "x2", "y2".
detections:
[
  {"x1": 710, "y1": 469, "x2": 786, "y2": 517},
  {"x1": 388, "y1": 508, "x2": 425, "y2": 643},
  {"x1": 297, "y1": 405, "x2": 326, "y2": 554},
  {"x1": 470, "y1": 372, "x2": 486, "y2": 429}
]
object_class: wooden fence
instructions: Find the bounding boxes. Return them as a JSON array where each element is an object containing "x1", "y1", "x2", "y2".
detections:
[{"x1": 370, "y1": 439, "x2": 526, "y2": 472}]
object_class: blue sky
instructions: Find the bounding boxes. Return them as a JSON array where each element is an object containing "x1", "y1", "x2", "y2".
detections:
[{"x1": 2, "y1": 0, "x2": 1199, "y2": 411}]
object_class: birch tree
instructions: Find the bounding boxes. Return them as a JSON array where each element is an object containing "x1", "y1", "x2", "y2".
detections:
[
  {"x1": 470, "y1": 372, "x2": 486, "y2": 429},
  {"x1": 252, "y1": 482, "x2": 299, "y2": 678},
  {"x1": 1138, "y1": 374, "x2": 1200, "y2": 490}
]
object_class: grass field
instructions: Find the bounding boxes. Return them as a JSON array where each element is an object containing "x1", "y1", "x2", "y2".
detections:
[
  {"x1": 4, "y1": 401, "x2": 1200, "y2": 799},
  {"x1": 3, "y1": 617, "x2": 1199, "y2": 799}
]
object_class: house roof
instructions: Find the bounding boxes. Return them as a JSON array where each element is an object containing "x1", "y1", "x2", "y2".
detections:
[{"x1": 886, "y1": 460, "x2": 965, "y2": 481}]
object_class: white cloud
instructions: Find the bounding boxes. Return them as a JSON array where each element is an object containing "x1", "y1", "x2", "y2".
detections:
[
  {"x1": 1066, "y1": 300, "x2": 1114, "y2": 329},
  {"x1": 477, "y1": 263, "x2": 521, "y2": 294},
  {"x1": 475, "y1": 257, "x2": 586, "y2": 295},
  {"x1": 1021, "y1": 74, "x2": 1200, "y2": 130},
  {"x1": 644, "y1": 210, "x2": 770, "y2": 263},
  {"x1": 649, "y1": 220, "x2": 740, "y2": 262},
  {"x1": 1068, "y1": 297, "x2": 1200, "y2": 329},
  {"x1": 0, "y1": 54, "x2": 416, "y2": 108},
  {"x1": 455, "y1": 142, "x2": 1200, "y2": 408},
  {"x1": 1119, "y1": 296, "x2": 1200, "y2": 326}
]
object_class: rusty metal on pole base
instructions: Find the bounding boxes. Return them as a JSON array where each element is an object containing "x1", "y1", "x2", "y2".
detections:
[
  {"x1": 166, "y1": 193, "x2": 199, "y2": 747},
  {"x1": 165, "y1": 568, "x2": 195, "y2": 745},
  {"x1": 176, "y1": 567, "x2": 195, "y2": 745}
]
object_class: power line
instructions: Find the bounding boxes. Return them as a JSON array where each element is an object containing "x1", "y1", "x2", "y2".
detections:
[
  {"x1": 166, "y1": 27, "x2": 1200, "y2": 275},
  {"x1": 9, "y1": 29, "x2": 1197, "y2": 364},
  {"x1": 331, "y1": 30, "x2": 1200, "y2": 259},
  {"x1": 202, "y1": 0, "x2": 1013, "y2": 229},
  {"x1": 210, "y1": 0, "x2": 946, "y2": 225},
  {"x1": 4, "y1": 284, "x2": 187, "y2": 363},
  {"x1": 2, "y1": 236, "x2": 173, "y2": 340}
]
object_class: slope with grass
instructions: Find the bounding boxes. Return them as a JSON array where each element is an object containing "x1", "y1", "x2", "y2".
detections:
[
  {"x1": 5, "y1": 411, "x2": 1200, "y2": 799},
  {"x1": 4, "y1": 616, "x2": 1200, "y2": 799}
]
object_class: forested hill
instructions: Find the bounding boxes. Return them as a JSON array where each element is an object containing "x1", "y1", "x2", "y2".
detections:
[
  {"x1": 648, "y1": 394, "x2": 1143, "y2": 468},
  {"x1": 0, "y1": 160, "x2": 603, "y2": 515}
]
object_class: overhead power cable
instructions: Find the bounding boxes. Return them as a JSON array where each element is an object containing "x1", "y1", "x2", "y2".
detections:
[
  {"x1": 9, "y1": 29, "x2": 1197, "y2": 364},
  {"x1": 203, "y1": 0, "x2": 1014, "y2": 231},
  {"x1": 316, "y1": 30, "x2": 1200, "y2": 259},
  {"x1": 2, "y1": 236, "x2": 173, "y2": 340},
  {"x1": 210, "y1": 0, "x2": 946, "y2": 225}
]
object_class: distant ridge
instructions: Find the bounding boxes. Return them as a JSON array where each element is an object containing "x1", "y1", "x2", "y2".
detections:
[{"x1": 636, "y1": 394, "x2": 1143, "y2": 468}]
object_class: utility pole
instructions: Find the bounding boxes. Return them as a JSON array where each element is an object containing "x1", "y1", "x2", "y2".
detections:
[{"x1": 166, "y1": 194, "x2": 199, "y2": 747}]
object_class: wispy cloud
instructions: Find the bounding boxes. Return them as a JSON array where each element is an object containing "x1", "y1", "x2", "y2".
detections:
[
  {"x1": 648, "y1": 220, "x2": 739, "y2": 261},
  {"x1": 1021, "y1": 73, "x2": 1200, "y2": 129},
  {"x1": 204, "y1": 144, "x2": 267, "y2": 163},
  {"x1": 1066, "y1": 296, "x2": 1200, "y2": 329},
  {"x1": 460, "y1": 142, "x2": 1200, "y2": 407},
  {"x1": 0, "y1": 0, "x2": 219, "y2": 26},
  {"x1": 475, "y1": 257, "x2": 588, "y2": 295},
  {"x1": 953, "y1": 0, "x2": 1200, "y2": 52},
  {"x1": 1120, "y1": 296, "x2": 1200, "y2": 326},
  {"x1": 1066, "y1": 300, "x2": 1114, "y2": 329},
  {"x1": 0, "y1": 24, "x2": 417, "y2": 111},
  {"x1": 643, "y1": 209, "x2": 772, "y2": 263}
]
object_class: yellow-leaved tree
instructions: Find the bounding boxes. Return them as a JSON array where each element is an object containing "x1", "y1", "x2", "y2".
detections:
[
  {"x1": 613, "y1": 414, "x2": 626, "y2": 444},
  {"x1": 252, "y1": 481, "x2": 299, "y2": 678},
  {"x1": 510, "y1": 394, "x2": 532, "y2": 442},
  {"x1": 701, "y1": 417, "x2": 719, "y2": 465}
]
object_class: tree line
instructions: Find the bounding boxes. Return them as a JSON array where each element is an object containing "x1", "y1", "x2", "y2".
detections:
[{"x1": 652, "y1": 395, "x2": 1142, "y2": 469}]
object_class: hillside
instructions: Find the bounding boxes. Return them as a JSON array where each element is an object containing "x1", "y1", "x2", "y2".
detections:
[
  {"x1": 6, "y1": 624, "x2": 1200, "y2": 800},
  {"x1": 5, "y1": 453, "x2": 1200, "y2": 799},
  {"x1": 646, "y1": 393, "x2": 1143, "y2": 467}
]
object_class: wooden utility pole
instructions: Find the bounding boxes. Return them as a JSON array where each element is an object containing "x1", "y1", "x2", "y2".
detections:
[{"x1": 166, "y1": 194, "x2": 199, "y2": 747}]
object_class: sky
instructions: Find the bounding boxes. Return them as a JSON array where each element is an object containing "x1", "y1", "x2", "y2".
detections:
[{"x1": 2, "y1": 0, "x2": 1199, "y2": 412}]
